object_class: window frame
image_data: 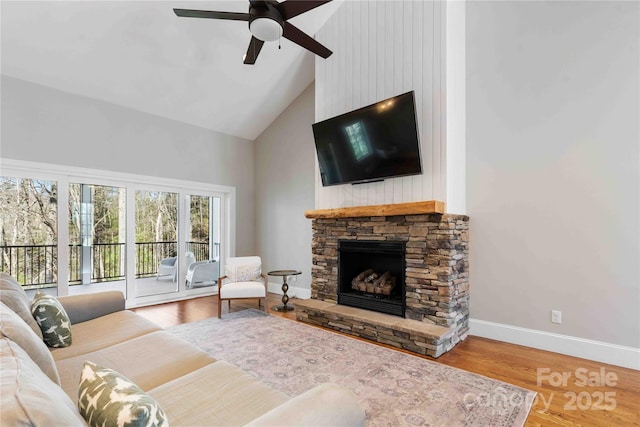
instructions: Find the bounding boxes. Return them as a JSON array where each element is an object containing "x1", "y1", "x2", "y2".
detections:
[{"x1": 1, "y1": 158, "x2": 235, "y2": 307}]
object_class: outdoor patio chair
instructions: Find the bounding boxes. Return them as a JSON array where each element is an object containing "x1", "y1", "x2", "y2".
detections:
[
  {"x1": 157, "y1": 251, "x2": 195, "y2": 281},
  {"x1": 186, "y1": 258, "x2": 219, "y2": 289},
  {"x1": 217, "y1": 256, "x2": 267, "y2": 318}
]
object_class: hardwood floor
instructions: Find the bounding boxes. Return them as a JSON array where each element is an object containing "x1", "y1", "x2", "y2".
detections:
[{"x1": 132, "y1": 294, "x2": 640, "y2": 426}]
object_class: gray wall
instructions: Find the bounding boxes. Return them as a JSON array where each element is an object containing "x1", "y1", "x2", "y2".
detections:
[
  {"x1": 466, "y1": 1, "x2": 639, "y2": 347},
  {"x1": 310, "y1": 0, "x2": 639, "y2": 354},
  {"x1": 254, "y1": 84, "x2": 315, "y2": 294},
  {"x1": 0, "y1": 75, "x2": 256, "y2": 255}
]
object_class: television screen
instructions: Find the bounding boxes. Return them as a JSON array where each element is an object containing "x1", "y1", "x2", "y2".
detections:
[{"x1": 312, "y1": 91, "x2": 422, "y2": 187}]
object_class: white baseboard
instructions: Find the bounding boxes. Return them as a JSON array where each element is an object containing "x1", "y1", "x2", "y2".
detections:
[
  {"x1": 267, "y1": 282, "x2": 311, "y2": 300},
  {"x1": 126, "y1": 288, "x2": 218, "y2": 309},
  {"x1": 470, "y1": 318, "x2": 640, "y2": 370}
]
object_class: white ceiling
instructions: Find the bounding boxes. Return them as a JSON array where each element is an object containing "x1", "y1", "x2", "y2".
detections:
[{"x1": 1, "y1": 0, "x2": 342, "y2": 140}]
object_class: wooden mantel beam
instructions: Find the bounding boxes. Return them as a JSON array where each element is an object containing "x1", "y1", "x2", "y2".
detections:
[{"x1": 304, "y1": 200, "x2": 445, "y2": 219}]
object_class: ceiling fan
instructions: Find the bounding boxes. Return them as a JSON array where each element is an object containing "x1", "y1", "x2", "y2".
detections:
[{"x1": 174, "y1": 0, "x2": 334, "y2": 65}]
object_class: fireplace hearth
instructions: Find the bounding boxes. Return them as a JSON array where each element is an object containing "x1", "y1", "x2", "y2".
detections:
[{"x1": 338, "y1": 240, "x2": 405, "y2": 317}]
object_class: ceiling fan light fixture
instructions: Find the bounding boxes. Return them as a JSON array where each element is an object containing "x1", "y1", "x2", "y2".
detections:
[
  {"x1": 174, "y1": 0, "x2": 334, "y2": 64},
  {"x1": 250, "y1": 17, "x2": 282, "y2": 42}
]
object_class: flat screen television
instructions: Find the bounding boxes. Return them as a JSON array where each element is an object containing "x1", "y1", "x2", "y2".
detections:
[{"x1": 312, "y1": 91, "x2": 422, "y2": 187}]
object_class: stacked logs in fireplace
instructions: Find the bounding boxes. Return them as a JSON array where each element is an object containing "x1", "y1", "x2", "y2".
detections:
[
  {"x1": 338, "y1": 240, "x2": 406, "y2": 317},
  {"x1": 351, "y1": 269, "x2": 396, "y2": 296}
]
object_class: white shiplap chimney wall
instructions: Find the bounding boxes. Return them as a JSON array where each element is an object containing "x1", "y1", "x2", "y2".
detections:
[{"x1": 314, "y1": 0, "x2": 448, "y2": 209}]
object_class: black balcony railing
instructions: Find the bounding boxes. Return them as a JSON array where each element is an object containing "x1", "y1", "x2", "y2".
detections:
[
  {"x1": 1, "y1": 241, "x2": 219, "y2": 288},
  {"x1": 69, "y1": 244, "x2": 80, "y2": 284},
  {"x1": 135, "y1": 241, "x2": 214, "y2": 278},
  {"x1": 69, "y1": 243, "x2": 126, "y2": 284},
  {"x1": 187, "y1": 241, "x2": 208, "y2": 262},
  {"x1": 186, "y1": 241, "x2": 220, "y2": 262},
  {"x1": 135, "y1": 241, "x2": 177, "y2": 278},
  {"x1": 0, "y1": 244, "x2": 57, "y2": 289}
]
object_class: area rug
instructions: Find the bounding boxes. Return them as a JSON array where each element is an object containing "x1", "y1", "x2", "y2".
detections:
[{"x1": 167, "y1": 310, "x2": 536, "y2": 427}]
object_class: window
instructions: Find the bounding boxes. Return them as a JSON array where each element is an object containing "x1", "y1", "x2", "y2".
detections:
[
  {"x1": 345, "y1": 122, "x2": 372, "y2": 161},
  {"x1": 1, "y1": 160, "x2": 233, "y2": 305},
  {"x1": 68, "y1": 183, "x2": 126, "y2": 285},
  {"x1": 135, "y1": 190, "x2": 179, "y2": 297},
  {"x1": 186, "y1": 195, "x2": 221, "y2": 289},
  {"x1": 0, "y1": 177, "x2": 58, "y2": 289}
]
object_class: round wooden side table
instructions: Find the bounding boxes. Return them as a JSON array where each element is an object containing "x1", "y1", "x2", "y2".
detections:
[{"x1": 267, "y1": 269, "x2": 301, "y2": 312}]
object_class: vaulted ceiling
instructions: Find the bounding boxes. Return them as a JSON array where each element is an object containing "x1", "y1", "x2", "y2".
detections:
[{"x1": 1, "y1": 1, "x2": 342, "y2": 140}]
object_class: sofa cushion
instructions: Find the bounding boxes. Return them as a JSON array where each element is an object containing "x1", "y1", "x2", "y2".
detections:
[
  {"x1": 245, "y1": 383, "x2": 367, "y2": 427},
  {"x1": 78, "y1": 361, "x2": 168, "y2": 427},
  {"x1": 31, "y1": 290, "x2": 73, "y2": 348},
  {"x1": 56, "y1": 330, "x2": 216, "y2": 402},
  {"x1": 57, "y1": 291, "x2": 125, "y2": 324},
  {"x1": 51, "y1": 310, "x2": 162, "y2": 361},
  {"x1": 148, "y1": 361, "x2": 289, "y2": 427},
  {"x1": 0, "y1": 272, "x2": 43, "y2": 339},
  {"x1": 0, "y1": 337, "x2": 85, "y2": 426},
  {"x1": 0, "y1": 302, "x2": 60, "y2": 385}
]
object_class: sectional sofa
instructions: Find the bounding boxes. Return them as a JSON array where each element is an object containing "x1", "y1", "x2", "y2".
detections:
[{"x1": 0, "y1": 273, "x2": 366, "y2": 426}]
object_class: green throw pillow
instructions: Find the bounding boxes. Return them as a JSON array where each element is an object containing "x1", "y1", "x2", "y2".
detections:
[
  {"x1": 30, "y1": 290, "x2": 72, "y2": 348},
  {"x1": 78, "y1": 361, "x2": 169, "y2": 427}
]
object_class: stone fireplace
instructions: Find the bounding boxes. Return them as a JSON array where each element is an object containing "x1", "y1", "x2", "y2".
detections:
[{"x1": 295, "y1": 201, "x2": 470, "y2": 357}]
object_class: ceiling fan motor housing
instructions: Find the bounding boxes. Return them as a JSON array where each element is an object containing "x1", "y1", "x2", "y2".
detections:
[
  {"x1": 174, "y1": 0, "x2": 334, "y2": 64},
  {"x1": 248, "y1": 4, "x2": 284, "y2": 42}
]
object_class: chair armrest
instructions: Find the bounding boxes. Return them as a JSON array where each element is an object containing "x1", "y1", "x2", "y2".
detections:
[
  {"x1": 187, "y1": 261, "x2": 205, "y2": 275},
  {"x1": 244, "y1": 383, "x2": 366, "y2": 427},
  {"x1": 160, "y1": 257, "x2": 177, "y2": 266},
  {"x1": 218, "y1": 275, "x2": 227, "y2": 292},
  {"x1": 56, "y1": 291, "x2": 125, "y2": 324}
]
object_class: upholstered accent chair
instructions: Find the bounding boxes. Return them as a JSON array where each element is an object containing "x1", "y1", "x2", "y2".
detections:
[
  {"x1": 157, "y1": 252, "x2": 196, "y2": 282},
  {"x1": 217, "y1": 256, "x2": 267, "y2": 318}
]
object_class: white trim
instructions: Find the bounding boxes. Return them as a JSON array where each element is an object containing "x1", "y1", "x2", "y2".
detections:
[
  {"x1": 0, "y1": 158, "x2": 235, "y2": 194},
  {"x1": 444, "y1": 0, "x2": 466, "y2": 215},
  {"x1": 56, "y1": 182, "x2": 70, "y2": 296},
  {"x1": 125, "y1": 186, "x2": 137, "y2": 302},
  {"x1": 125, "y1": 288, "x2": 218, "y2": 309},
  {"x1": 470, "y1": 318, "x2": 640, "y2": 370}
]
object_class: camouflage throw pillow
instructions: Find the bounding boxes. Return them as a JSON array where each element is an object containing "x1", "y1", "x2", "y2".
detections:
[
  {"x1": 30, "y1": 291, "x2": 72, "y2": 348},
  {"x1": 78, "y1": 361, "x2": 169, "y2": 427}
]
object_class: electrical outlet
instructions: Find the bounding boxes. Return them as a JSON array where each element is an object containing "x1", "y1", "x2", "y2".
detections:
[{"x1": 551, "y1": 310, "x2": 562, "y2": 324}]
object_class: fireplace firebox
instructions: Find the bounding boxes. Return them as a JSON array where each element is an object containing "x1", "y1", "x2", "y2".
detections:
[{"x1": 338, "y1": 240, "x2": 406, "y2": 317}]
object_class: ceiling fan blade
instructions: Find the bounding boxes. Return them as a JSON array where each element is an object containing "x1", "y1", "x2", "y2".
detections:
[
  {"x1": 244, "y1": 36, "x2": 265, "y2": 65},
  {"x1": 276, "y1": 0, "x2": 333, "y2": 20},
  {"x1": 282, "y1": 22, "x2": 332, "y2": 59},
  {"x1": 173, "y1": 9, "x2": 250, "y2": 21}
]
